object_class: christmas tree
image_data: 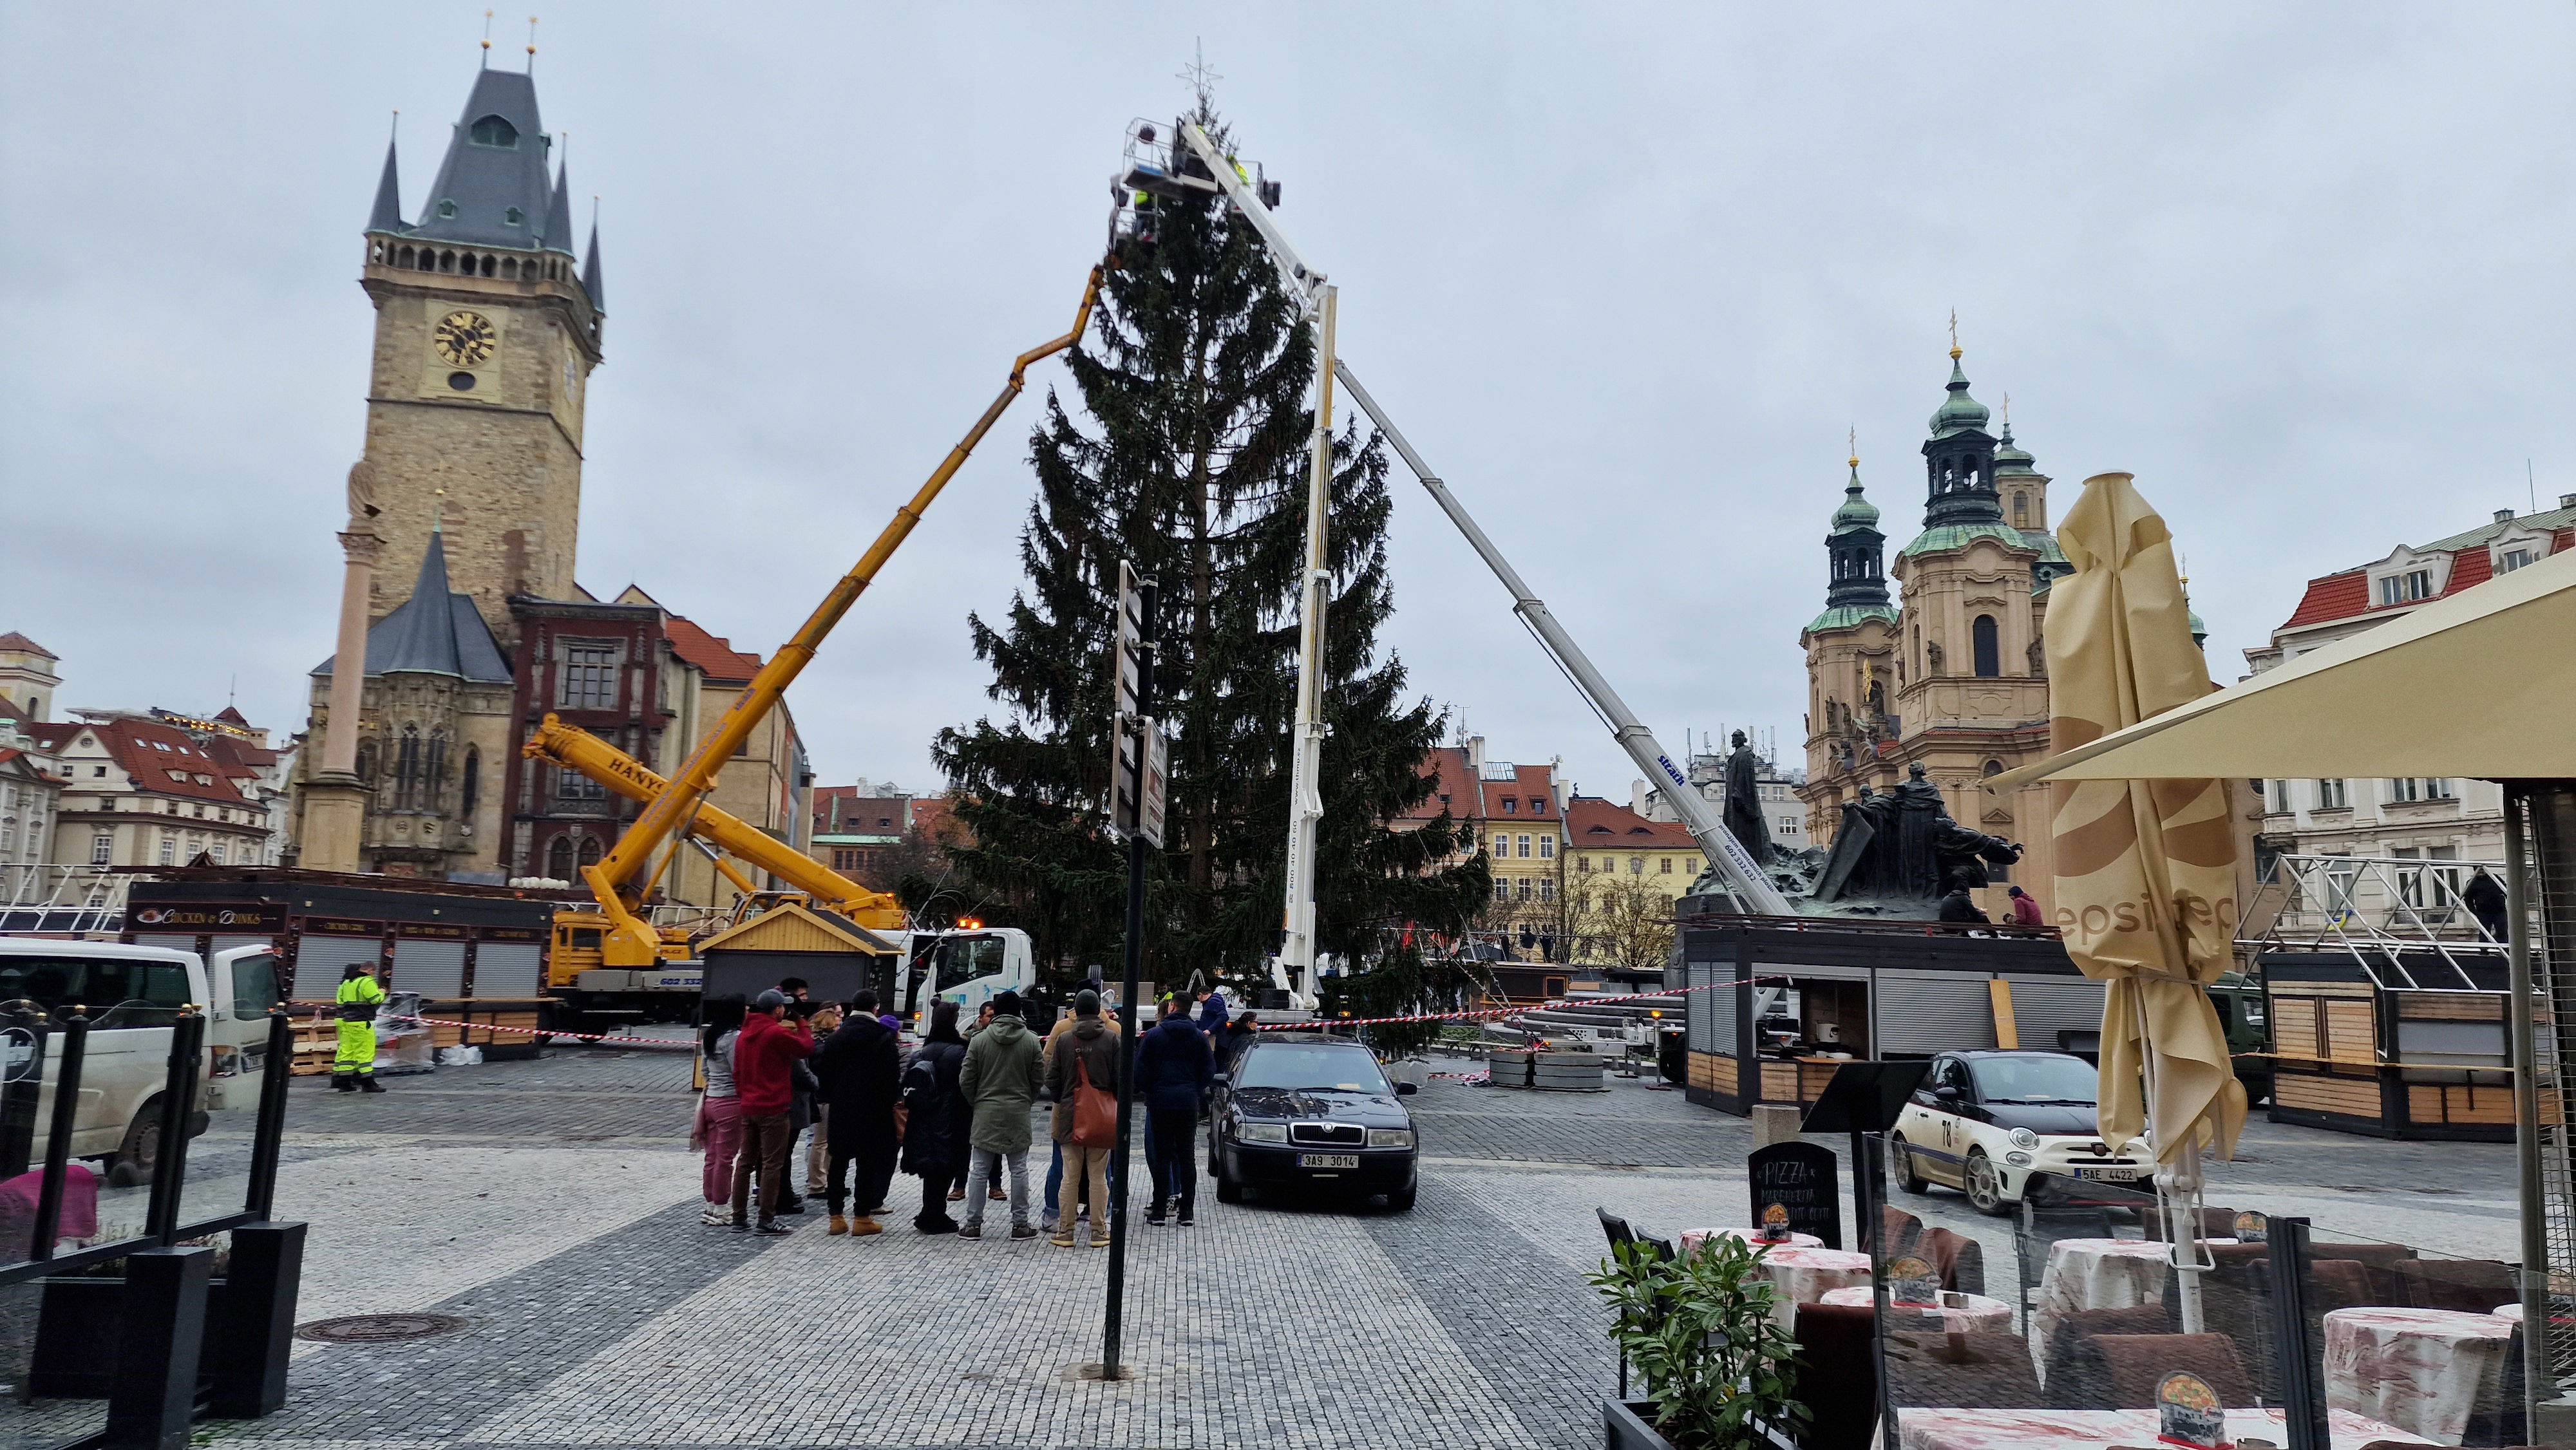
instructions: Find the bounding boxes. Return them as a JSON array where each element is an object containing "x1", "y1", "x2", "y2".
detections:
[{"x1": 934, "y1": 108, "x2": 1487, "y2": 986}]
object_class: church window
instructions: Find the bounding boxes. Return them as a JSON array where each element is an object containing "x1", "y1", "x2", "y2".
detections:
[
  {"x1": 2012, "y1": 492, "x2": 2028, "y2": 525},
  {"x1": 506, "y1": 207, "x2": 525, "y2": 227},
  {"x1": 1972, "y1": 615, "x2": 2000, "y2": 677},
  {"x1": 425, "y1": 733, "x2": 448, "y2": 811},
  {"x1": 354, "y1": 744, "x2": 374, "y2": 784},
  {"x1": 448, "y1": 372, "x2": 476, "y2": 391},
  {"x1": 469, "y1": 114, "x2": 520, "y2": 149},
  {"x1": 397, "y1": 246, "x2": 415, "y2": 268},
  {"x1": 577, "y1": 836, "x2": 603, "y2": 869},
  {"x1": 500, "y1": 256, "x2": 519, "y2": 279},
  {"x1": 461, "y1": 749, "x2": 480, "y2": 816},
  {"x1": 478, "y1": 254, "x2": 495, "y2": 277},
  {"x1": 437, "y1": 200, "x2": 458, "y2": 220},
  {"x1": 392, "y1": 726, "x2": 422, "y2": 809}
]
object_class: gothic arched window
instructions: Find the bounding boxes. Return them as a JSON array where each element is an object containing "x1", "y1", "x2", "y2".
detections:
[
  {"x1": 1972, "y1": 615, "x2": 2001, "y2": 678},
  {"x1": 576, "y1": 836, "x2": 603, "y2": 869},
  {"x1": 546, "y1": 835, "x2": 575, "y2": 881},
  {"x1": 460, "y1": 748, "x2": 480, "y2": 816},
  {"x1": 424, "y1": 732, "x2": 448, "y2": 811},
  {"x1": 393, "y1": 726, "x2": 422, "y2": 809}
]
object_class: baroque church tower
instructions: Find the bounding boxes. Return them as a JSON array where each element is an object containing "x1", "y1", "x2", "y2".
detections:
[
  {"x1": 293, "y1": 58, "x2": 604, "y2": 880},
  {"x1": 1797, "y1": 344, "x2": 2071, "y2": 916}
]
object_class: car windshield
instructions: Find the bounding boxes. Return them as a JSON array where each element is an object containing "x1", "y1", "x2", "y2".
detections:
[
  {"x1": 1237, "y1": 1044, "x2": 1390, "y2": 1095},
  {"x1": 1969, "y1": 1053, "x2": 2098, "y2": 1104}
]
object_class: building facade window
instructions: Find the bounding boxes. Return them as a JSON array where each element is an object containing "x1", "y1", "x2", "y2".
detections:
[
  {"x1": 1537, "y1": 836, "x2": 1554, "y2": 860},
  {"x1": 1514, "y1": 877, "x2": 1532, "y2": 902},
  {"x1": 1492, "y1": 879, "x2": 1510, "y2": 903},
  {"x1": 91, "y1": 833, "x2": 112, "y2": 865},
  {"x1": 560, "y1": 645, "x2": 618, "y2": 710},
  {"x1": 1971, "y1": 615, "x2": 2001, "y2": 677},
  {"x1": 461, "y1": 748, "x2": 480, "y2": 816},
  {"x1": 392, "y1": 726, "x2": 422, "y2": 809},
  {"x1": 1501, "y1": 797, "x2": 1517, "y2": 814},
  {"x1": 425, "y1": 732, "x2": 448, "y2": 811},
  {"x1": 1576, "y1": 856, "x2": 1591, "y2": 873},
  {"x1": 1629, "y1": 855, "x2": 1644, "y2": 875},
  {"x1": 2317, "y1": 778, "x2": 2349, "y2": 809},
  {"x1": 1660, "y1": 856, "x2": 1673, "y2": 874},
  {"x1": 556, "y1": 765, "x2": 605, "y2": 802},
  {"x1": 2271, "y1": 779, "x2": 2294, "y2": 813},
  {"x1": 2502, "y1": 549, "x2": 2535, "y2": 572},
  {"x1": 158, "y1": 836, "x2": 175, "y2": 865},
  {"x1": 1517, "y1": 834, "x2": 1531, "y2": 858},
  {"x1": 1537, "y1": 879, "x2": 1554, "y2": 903},
  {"x1": 2377, "y1": 570, "x2": 2434, "y2": 606},
  {"x1": 577, "y1": 836, "x2": 603, "y2": 869},
  {"x1": 547, "y1": 836, "x2": 576, "y2": 880}
]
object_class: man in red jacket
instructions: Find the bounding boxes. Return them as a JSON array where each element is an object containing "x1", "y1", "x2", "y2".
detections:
[{"x1": 730, "y1": 990, "x2": 826, "y2": 1234}]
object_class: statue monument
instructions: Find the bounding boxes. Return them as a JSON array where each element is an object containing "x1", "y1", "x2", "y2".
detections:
[
  {"x1": 1719, "y1": 730, "x2": 1774, "y2": 867},
  {"x1": 1806, "y1": 761, "x2": 2022, "y2": 912}
]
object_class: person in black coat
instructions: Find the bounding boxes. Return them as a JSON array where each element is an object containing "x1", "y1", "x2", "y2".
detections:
[
  {"x1": 898, "y1": 999, "x2": 971, "y2": 1234},
  {"x1": 1133, "y1": 1008, "x2": 1213, "y2": 1225},
  {"x1": 2464, "y1": 867, "x2": 2510, "y2": 943},
  {"x1": 811, "y1": 988, "x2": 902, "y2": 1236}
]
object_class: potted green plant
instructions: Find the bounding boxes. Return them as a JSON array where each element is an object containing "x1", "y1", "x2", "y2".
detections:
[{"x1": 1589, "y1": 1234, "x2": 1807, "y2": 1450}]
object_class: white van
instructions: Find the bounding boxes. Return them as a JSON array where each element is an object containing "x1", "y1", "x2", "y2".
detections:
[
  {"x1": 0, "y1": 939, "x2": 281, "y2": 1183},
  {"x1": 889, "y1": 927, "x2": 1037, "y2": 1037}
]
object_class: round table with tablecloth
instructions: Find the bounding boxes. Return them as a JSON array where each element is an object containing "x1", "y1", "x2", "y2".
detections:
[
  {"x1": 1680, "y1": 1226, "x2": 1825, "y2": 1256},
  {"x1": 2322, "y1": 1305, "x2": 2514, "y2": 1446},
  {"x1": 2027, "y1": 1238, "x2": 2207, "y2": 1379},
  {"x1": 1891, "y1": 1406, "x2": 2433, "y2": 1449},
  {"x1": 1818, "y1": 1285, "x2": 2014, "y2": 1333},
  {"x1": 1745, "y1": 1244, "x2": 1873, "y2": 1327}
]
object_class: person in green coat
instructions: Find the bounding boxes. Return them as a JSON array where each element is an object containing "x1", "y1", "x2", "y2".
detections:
[
  {"x1": 334, "y1": 965, "x2": 387, "y2": 1093},
  {"x1": 956, "y1": 991, "x2": 1044, "y2": 1239}
]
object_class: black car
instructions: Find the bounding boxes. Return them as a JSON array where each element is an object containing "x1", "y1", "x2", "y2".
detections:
[{"x1": 1209, "y1": 1033, "x2": 1419, "y2": 1212}]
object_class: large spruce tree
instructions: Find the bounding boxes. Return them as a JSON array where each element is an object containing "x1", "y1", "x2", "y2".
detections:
[{"x1": 934, "y1": 109, "x2": 1486, "y2": 986}]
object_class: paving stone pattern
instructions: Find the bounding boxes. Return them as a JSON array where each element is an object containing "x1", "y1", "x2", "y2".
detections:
[{"x1": 0, "y1": 1039, "x2": 2520, "y2": 1450}]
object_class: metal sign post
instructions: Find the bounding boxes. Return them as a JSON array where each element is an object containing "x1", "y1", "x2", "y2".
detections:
[{"x1": 1101, "y1": 563, "x2": 1160, "y2": 1380}]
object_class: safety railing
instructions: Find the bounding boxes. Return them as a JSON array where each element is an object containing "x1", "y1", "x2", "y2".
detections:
[{"x1": 0, "y1": 865, "x2": 129, "y2": 937}]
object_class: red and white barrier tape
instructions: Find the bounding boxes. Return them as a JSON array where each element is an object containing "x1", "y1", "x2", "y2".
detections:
[
  {"x1": 1269, "y1": 972, "x2": 1790, "y2": 1030},
  {"x1": 372, "y1": 1012, "x2": 694, "y2": 1050}
]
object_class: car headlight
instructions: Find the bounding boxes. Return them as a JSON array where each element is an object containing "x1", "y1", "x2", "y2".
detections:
[
  {"x1": 2005, "y1": 1151, "x2": 2034, "y2": 1167},
  {"x1": 2008, "y1": 1127, "x2": 2040, "y2": 1150},
  {"x1": 1367, "y1": 1128, "x2": 1414, "y2": 1149},
  {"x1": 1238, "y1": 1120, "x2": 1288, "y2": 1144}
]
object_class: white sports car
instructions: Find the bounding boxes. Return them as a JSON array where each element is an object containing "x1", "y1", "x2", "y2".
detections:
[{"x1": 1888, "y1": 1050, "x2": 2148, "y2": 1215}]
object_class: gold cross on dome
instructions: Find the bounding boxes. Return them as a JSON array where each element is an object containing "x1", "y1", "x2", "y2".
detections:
[
  {"x1": 1847, "y1": 426, "x2": 1858, "y2": 469},
  {"x1": 1947, "y1": 309, "x2": 1960, "y2": 360}
]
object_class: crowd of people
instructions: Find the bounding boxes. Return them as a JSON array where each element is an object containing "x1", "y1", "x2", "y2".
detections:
[{"x1": 692, "y1": 976, "x2": 1258, "y2": 1242}]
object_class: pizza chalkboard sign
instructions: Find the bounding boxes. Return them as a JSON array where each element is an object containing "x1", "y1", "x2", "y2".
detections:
[{"x1": 1747, "y1": 1140, "x2": 1841, "y2": 1249}]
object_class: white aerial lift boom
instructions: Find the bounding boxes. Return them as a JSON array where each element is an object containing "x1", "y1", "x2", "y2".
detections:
[{"x1": 1122, "y1": 117, "x2": 1790, "y2": 997}]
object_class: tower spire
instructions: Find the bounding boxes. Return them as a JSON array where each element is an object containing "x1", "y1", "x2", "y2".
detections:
[
  {"x1": 367, "y1": 120, "x2": 405, "y2": 233},
  {"x1": 582, "y1": 198, "x2": 604, "y2": 308}
]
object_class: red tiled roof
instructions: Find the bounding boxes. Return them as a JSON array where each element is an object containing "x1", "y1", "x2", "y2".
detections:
[
  {"x1": 1478, "y1": 763, "x2": 1557, "y2": 822},
  {"x1": 2439, "y1": 545, "x2": 2492, "y2": 598},
  {"x1": 2278, "y1": 570, "x2": 2369, "y2": 630},
  {"x1": 213, "y1": 706, "x2": 249, "y2": 726},
  {"x1": 1395, "y1": 746, "x2": 1481, "y2": 823},
  {"x1": 911, "y1": 795, "x2": 966, "y2": 845},
  {"x1": 0, "y1": 633, "x2": 56, "y2": 659},
  {"x1": 201, "y1": 736, "x2": 280, "y2": 772},
  {"x1": 68, "y1": 718, "x2": 259, "y2": 805},
  {"x1": 664, "y1": 616, "x2": 764, "y2": 685},
  {"x1": 1564, "y1": 795, "x2": 1701, "y2": 850}
]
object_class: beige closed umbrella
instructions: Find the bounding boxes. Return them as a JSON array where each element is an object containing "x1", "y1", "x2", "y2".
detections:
[{"x1": 2038, "y1": 473, "x2": 2246, "y2": 1322}]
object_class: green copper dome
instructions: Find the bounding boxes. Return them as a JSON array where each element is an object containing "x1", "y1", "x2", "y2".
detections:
[
  {"x1": 1994, "y1": 421, "x2": 2036, "y2": 477},
  {"x1": 1928, "y1": 357, "x2": 1991, "y2": 439},
  {"x1": 1830, "y1": 465, "x2": 1879, "y2": 532},
  {"x1": 1900, "y1": 519, "x2": 2029, "y2": 558},
  {"x1": 1806, "y1": 602, "x2": 1899, "y2": 635}
]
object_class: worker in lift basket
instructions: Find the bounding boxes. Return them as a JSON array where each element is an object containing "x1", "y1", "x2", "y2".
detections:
[{"x1": 334, "y1": 964, "x2": 388, "y2": 1093}]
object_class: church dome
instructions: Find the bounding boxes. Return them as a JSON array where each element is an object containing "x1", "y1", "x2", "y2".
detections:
[
  {"x1": 1927, "y1": 357, "x2": 1991, "y2": 439},
  {"x1": 1993, "y1": 422, "x2": 2037, "y2": 476},
  {"x1": 1830, "y1": 465, "x2": 1879, "y2": 533}
]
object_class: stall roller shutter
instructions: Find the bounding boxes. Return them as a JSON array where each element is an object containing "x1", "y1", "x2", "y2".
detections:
[
  {"x1": 392, "y1": 939, "x2": 467, "y2": 999},
  {"x1": 1875, "y1": 969, "x2": 2000, "y2": 1055},
  {"x1": 2000, "y1": 975, "x2": 2108, "y2": 1054},
  {"x1": 473, "y1": 943, "x2": 542, "y2": 998},
  {"x1": 296, "y1": 936, "x2": 385, "y2": 988},
  {"x1": 1686, "y1": 961, "x2": 1734, "y2": 1054}
]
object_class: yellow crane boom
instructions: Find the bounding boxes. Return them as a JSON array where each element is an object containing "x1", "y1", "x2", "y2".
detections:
[
  {"x1": 521, "y1": 713, "x2": 903, "y2": 928},
  {"x1": 557, "y1": 265, "x2": 1105, "y2": 966}
]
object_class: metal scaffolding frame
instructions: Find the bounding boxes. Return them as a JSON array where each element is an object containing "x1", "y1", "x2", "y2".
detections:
[{"x1": 2241, "y1": 851, "x2": 2507, "y2": 990}]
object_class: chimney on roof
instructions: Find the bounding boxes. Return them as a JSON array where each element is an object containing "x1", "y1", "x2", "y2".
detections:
[
  {"x1": 2496, "y1": 508, "x2": 2517, "y2": 523},
  {"x1": 1632, "y1": 778, "x2": 1651, "y2": 816},
  {"x1": 2562, "y1": 493, "x2": 2575, "y2": 510},
  {"x1": 1465, "y1": 735, "x2": 1484, "y2": 780}
]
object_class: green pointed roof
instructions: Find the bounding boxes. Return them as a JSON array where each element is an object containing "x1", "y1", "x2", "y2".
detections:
[
  {"x1": 1830, "y1": 464, "x2": 1880, "y2": 532},
  {"x1": 1928, "y1": 355, "x2": 1991, "y2": 439},
  {"x1": 1994, "y1": 420, "x2": 2036, "y2": 476}
]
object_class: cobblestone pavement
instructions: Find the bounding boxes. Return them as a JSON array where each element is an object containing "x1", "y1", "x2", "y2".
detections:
[{"x1": 0, "y1": 1036, "x2": 2519, "y2": 1450}]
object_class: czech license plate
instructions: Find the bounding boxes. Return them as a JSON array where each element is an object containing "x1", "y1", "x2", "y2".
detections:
[
  {"x1": 2073, "y1": 1165, "x2": 2141, "y2": 1181},
  {"x1": 1298, "y1": 1153, "x2": 1358, "y2": 1169}
]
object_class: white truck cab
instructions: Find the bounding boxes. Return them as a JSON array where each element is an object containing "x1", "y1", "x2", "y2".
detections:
[
  {"x1": 890, "y1": 928, "x2": 1037, "y2": 1036},
  {"x1": 0, "y1": 939, "x2": 280, "y2": 1182}
]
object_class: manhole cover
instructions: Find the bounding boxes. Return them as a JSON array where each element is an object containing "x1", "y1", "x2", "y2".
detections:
[{"x1": 295, "y1": 1313, "x2": 469, "y2": 1343}]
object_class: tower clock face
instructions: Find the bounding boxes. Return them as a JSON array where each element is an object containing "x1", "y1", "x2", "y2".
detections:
[{"x1": 432, "y1": 310, "x2": 498, "y2": 366}]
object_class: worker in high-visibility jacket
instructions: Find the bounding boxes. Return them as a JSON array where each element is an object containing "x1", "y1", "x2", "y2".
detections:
[{"x1": 334, "y1": 965, "x2": 388, "y2": 1093}]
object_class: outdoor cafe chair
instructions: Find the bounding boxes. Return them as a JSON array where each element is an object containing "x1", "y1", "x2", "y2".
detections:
[
  {"x1": 1790, "y1": 1302, "x2": 1879, "y2": 1450},
  {"x1": 1886, "y1": 1327, "x2": 2047, "y2": 1409},
  {"x1": 2087, "y1": 1332, "x2": 2255, "y2": 1411}
]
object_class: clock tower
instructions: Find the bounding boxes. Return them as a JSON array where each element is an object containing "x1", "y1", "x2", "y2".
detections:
[{"x1": 354, "y1": 64, "x2": 603, "y2": 643}]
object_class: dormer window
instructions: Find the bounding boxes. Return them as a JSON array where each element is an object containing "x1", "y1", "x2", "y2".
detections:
[
  {"x1": 438, "y1": 200, "x2": 458, "y2": 219},
  {"x1": 469, "y1": 115, "x2": 520, "y2": 149},
  {"x1": 505, "y1": 207, "x2": 524, "y2": 227}
]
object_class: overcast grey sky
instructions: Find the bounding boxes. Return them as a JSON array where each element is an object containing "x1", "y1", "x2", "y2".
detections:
[{"x1": 6, "y1": 5, "x2": 2571, "y2": 802}]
